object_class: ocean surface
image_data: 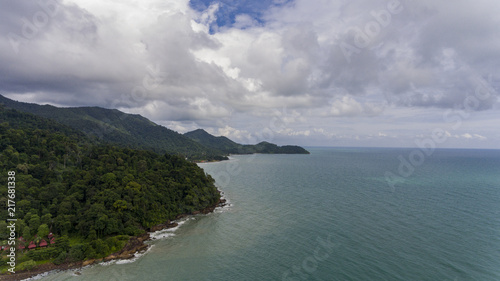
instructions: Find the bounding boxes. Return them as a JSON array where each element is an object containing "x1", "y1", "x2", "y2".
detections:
[{"x1": 34, "y1": 147, "x2": 500, "y2": 281}]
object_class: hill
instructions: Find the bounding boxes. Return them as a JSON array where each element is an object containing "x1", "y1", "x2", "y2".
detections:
[
  {"x1": 184, "y1": 129, "x2": 310, "y2": 155},
  {"x1": 0, "y1": 105, "x2": 222, "y2": 271},
  {"x1": 0, "y1": 95, "x2": 227, "y2": 161},
  {"x1": 184, "y1": 129, "x2": 243, "y2": 154}
]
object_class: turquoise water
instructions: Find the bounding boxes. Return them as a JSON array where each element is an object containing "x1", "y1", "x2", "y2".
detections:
[{"x1": 35, "y1": 148, "x2": 500, "y2": 280}]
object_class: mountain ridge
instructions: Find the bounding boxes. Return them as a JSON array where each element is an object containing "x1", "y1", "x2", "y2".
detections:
[
  {"x1": 0, "y1": 94, "x2": 309, "y2": 159},
  {"x1": 0, "y1": 94, "x2": 227, "y2": 161},
  {"x1": 184, "y1": 128, "x2": 310, "y2": 155}
]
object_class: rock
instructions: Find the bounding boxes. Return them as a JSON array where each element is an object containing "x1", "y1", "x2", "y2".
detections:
[
  {"x1": 166, "y1": 222, "x2": 178, "y2": 228},
  {"x1": 104, "y1": 255, "x2": 117, "y2": 261},
  {"x1": 149, "y1": 224, "x2": 164, "y2": 232},
  {"x1": 117, "y1": 253, "x2": 134, "y2": 259},
  {"x1": 176, "y1": 214, "x2": 187, "y2": 220},
  {"x1": 82, "y1": 259, "x2": 94, "y2": 266},
  {"x1": 137, "y1": 233, "x2": 150, "y2": 242}
]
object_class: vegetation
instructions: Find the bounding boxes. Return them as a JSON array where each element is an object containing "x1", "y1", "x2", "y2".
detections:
[
  {"x1": 0, "y1": 106, "x2": 220, "y2": 269},
  {"x1": 184, "y1": 129, "x2": 310, "y2": 155},
  {"x1": 0, "y1": 94, "x2": 227, "y2": 161},
  {"x1": 0, "y1": 95, "x2": 308, "y2": 163}
]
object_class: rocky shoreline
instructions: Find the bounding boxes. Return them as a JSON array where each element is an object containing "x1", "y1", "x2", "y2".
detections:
[{"x1": 1, "y1": 196, "x2": 227, "y2": 281}]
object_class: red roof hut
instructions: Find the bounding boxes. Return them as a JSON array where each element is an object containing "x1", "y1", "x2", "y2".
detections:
[
  {"x1": 28, "y1": 241, "x2": 36, "y2": 250},
  {"x1": 40, "y1": 239, "x2": 48, "y2": 247}
]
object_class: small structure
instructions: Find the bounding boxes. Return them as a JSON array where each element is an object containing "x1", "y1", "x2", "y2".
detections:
[
  {"x1": 18, "y1": 236, "x2": 26, "y2": 242},
  {"x1": 39, "y1": 239, "x2": 48, "y2": 248},
  {"x1": 28, "y1": 241, "x2": 36, "y2": 250},
  {"x1": 50, "y1": 237, "x2": 56, "y2": 245},
  {"x1": 48, "y1": 233, "x2": 54, "y2": 239},
  {"x1": 19, "y1": 244, "x2": 25, "y2": 250}
]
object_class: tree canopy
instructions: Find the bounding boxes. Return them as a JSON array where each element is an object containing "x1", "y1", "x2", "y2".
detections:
[{"x1": 0, "y1": 106, "x2": 221, "y2": 266}]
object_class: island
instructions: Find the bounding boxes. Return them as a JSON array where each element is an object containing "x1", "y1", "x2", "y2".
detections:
[{"x1": 0, "y1": 106, "x2": 224, "y2": 279}]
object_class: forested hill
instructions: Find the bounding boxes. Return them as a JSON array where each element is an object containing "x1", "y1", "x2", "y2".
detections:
[
  {"x1": 184, "y1": 129, "x2": 242, "y2": 154},
  {"x1": 0, "y1": 106, "x2": 221, "y2": 268},
  {"x1": 184, "y1": 129, "x2": 310, "y2": 155},
  {"x1": 0, "y1": 94, "x2": 227, "y2": 161}
]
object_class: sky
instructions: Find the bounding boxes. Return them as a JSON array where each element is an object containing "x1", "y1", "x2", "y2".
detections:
[{"x1": 0, "y1": 0, "x2": 499, "y2": 148}]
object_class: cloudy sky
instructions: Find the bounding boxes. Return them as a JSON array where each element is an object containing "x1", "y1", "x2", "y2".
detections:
[{"x1": 1, "y1": 0, "x2": 499, "y2": 148}]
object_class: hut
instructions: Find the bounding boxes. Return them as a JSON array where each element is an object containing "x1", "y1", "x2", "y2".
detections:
[
  {"x1": 40, "y1": 239, "x2": 48, "y2": 248},
  {"x1": 28, "y1": 241, "x2": 36, "y2": 250}
]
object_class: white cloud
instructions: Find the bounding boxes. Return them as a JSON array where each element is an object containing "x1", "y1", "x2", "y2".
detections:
[{"x1": 1, "y1": 0, "x2": 499, "y2": 148}]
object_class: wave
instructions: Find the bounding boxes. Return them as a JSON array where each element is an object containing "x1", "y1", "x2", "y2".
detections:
[
  {"x1": 22, "y1": 270, "x2": 60, "y2": 280},
  {"x1": 150, "y1": 217, "x2": 192, "y2": 240},
  {"x1": 115, "y1": 244, "x2": 155, "y2": 265}
]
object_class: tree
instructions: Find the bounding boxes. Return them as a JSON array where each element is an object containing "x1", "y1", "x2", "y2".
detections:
[
  {"x1": 95, "y1": 215, "x2": 108, "y2": 238},
  {"x1": 68, "y1": 244, "x2": 85, "y2": 261},
  {"x1": 38, "y1": 224, "x2": 50, "y2": 238},
  {"x1": 18, "y1": 260, "x2": 37, "y2": 271},
  {"x1": 28, "y1": 214, "x2": 41, "y2": 235},
  {"x1": 87, "y1": 229, "x2": 97, "y2": 241},
  {"x1": 113, "y1": 200, "x2": 128, "y2": 212},
  {"x1": 41, "y1": 213, "x2": 52, "y2": 226},
  {"x1": 0, "y1": 221, "x2": 7, "y2": 240},
  {"x1": 23, "y1": 226, "x2": 31, "y2": 241},
  {"x1": 53, "y1": 252, "x2": 67, "y2": 265},
  {"x1": 55, "y1": 235, "x2": 70, "y2": 253}
]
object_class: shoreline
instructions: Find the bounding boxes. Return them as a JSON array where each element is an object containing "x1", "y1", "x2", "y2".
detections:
[{"x1": 1, "y1": 195, "x2": 227, "y2": 281}]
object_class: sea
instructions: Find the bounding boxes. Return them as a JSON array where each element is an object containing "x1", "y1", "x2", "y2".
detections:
[{"x1": 32, "y1": 147, "x2": 500, "y2": 281}]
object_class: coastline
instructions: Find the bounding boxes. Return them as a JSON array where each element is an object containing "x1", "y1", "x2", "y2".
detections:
[{"x1": 1, "y1": 195, "x2": 227, "y2": 281}]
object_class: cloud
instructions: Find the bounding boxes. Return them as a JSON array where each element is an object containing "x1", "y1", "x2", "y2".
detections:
[
  {"x1": 211, "y1": 125, "x2": 251, "y2": 143},
  {"x1": 444, "y1": 131, "x2": 487, "y2": 140},
  {"x1": 323, "y1": 95, "x2": 385, "y2": 117},
  {"x1": 0, "y1": 0, "x2": 499, "y2": 148}
]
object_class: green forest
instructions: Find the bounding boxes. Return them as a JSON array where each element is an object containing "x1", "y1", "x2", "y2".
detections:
[
  {"x1": 0, "y1": 94, "x2": 309, "y2": 162},
  {"x1": 0, "y1": 94, "x2": 228, "y2": 162},
  {"x1": 184, "y1": 129, "x2": 310, "y2": 155},
  {"x1": 0, "y1": 106, "x2": 221, "y2": 272}
]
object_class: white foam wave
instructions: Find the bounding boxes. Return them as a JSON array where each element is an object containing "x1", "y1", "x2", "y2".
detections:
[
  {"x1": 98, "y1": 260, "x2": 117, "y2": 267},
  {"x1": 213, "y1": 192, "x2": 232, "y2": 213},
  {"x1": 115, "y1": 244, "x2": 154, "y2": 264},
  {"x1": 22, "y1": 270, "x2": 59, "y2": 280},
  {"x1": 150, "y1": 231, "x2": 176, "y2": 240},
  {"x1": 149, "y1": 217, "x2": 193, "y2": 240}
]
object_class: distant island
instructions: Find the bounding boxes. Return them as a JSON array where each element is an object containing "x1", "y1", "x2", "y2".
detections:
[{"x1": 0, "y1": 94, "x2": 309, "y2": 162}]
